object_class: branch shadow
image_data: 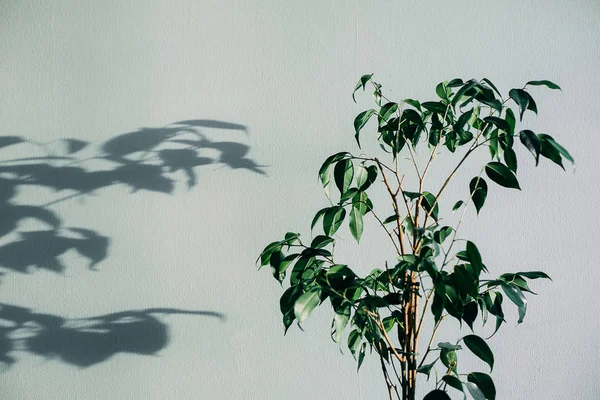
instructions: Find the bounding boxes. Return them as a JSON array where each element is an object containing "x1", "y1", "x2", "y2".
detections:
[
  {"x1": 0, "y1": 303, "x2": 225, "y2": 367},
  {"x1": 0, "y1": 119, "x2": 263, "y2": 368}
]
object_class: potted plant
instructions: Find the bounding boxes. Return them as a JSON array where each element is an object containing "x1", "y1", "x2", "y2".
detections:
[{"x1": 258, "y1": 75, "x2": 572, "y2": 399}]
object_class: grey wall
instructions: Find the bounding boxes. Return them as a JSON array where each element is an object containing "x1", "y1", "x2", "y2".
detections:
[{"x1": 0, "y1": 1, "x2": 598, "y2": 399}]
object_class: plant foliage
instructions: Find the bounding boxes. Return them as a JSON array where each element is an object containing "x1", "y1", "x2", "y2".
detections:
[{"x1": 258, "y1": 76, "x2": 571, "y2": 399}]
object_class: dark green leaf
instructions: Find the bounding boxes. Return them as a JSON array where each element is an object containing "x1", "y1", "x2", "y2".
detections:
[
  {"x1": 436, "y1": 81, "x2": 450, "y2": 100},
  {"x1": 421, "y1": 191, "x2": 439, "y2": 221},
  {"x1": 323, "y1": 206, "x2": 346, "y2": 236},
  {"x1": 483, "y1": 116, "x2": 510, "y2": 132},
  {"x1": 468, "y1": 372, "x2": 496, "y2": 400},
  {"x1": 434, "y1": 226, "x2": 453, "y2": 244},
  {"x1": 442, "y1": 375, "x2": 464, "y2": 393},
  {"x1": 349, "y1": 204, "x2": 364, "y2": 243},
  {"x1": 485, "y1": 162, "x2": 520, "y2": 190},
  {"x1": 482, "y1": 78, "x2": 502, "y2": 98},
  {"x1": 311, "y1": 207, "x2": 329, "y2": 230},
  {"x1": 519, "y1": 130, "x2": 542, "y2": 165},
  {"x1": 380, "y1": 102, "x2": 398, "y2": 121},
  {"x1": 354, "y1": 109, "x2": 376, "y2": 147},
  {"x1": 509, "y1": 89, "x2": 529, "y2": 120},
  {"x1": 517, "y1": 271, "x2": 551, "y2": 280},
  {"x1": 357, "y1": 342, "x2": 367, "y2": 370},
  {"x1": 424, "y1": 390, "x2": 452, "y2": 400},
  {"x1": 466, "y1": 241, "x2": 484, "y2": 275},
  {"x1": 525, "y1": 80, "x2": 561, "y2": 90},
  {"x1": 280, "y1": 285, "x2": 302, "y2": 333},
  {"x1": 505, "y1": 108, "x2": 516, "y2": 135},
  {"x1": 347, "y1": 329, "x2": 361, "y2": 355},
  {"x1": 452, "y1": 80, "x2": 478, "y2": 107},
  {"x1": 448, "y1": 78, "x2": 464, "y2": 87},
  {"x1": 422, "y1": 101, "x2": 449, "y2": 115},
  {"x1": 438, "y1": 342, "x2": 462, "y2": 350},
  {"x1": 463, "y1": 300, "x2": 478, "y2": 331},
  {"x1": 452, "y1": 200, "x2": 464, "y2": 212},
  {"x1": 417, "y1": 362, "x2": 436, "y2": 379},
  {"x1": 352, "y1": 74, "x2": 373, "y2": 102},
  {"x1": 334, "y1": 159, "x2": 354, "y2": 194},
  {"x1": 358, "y1": 165, "x2": 378, "y2": 191},
  {"x1": 311, "y1": 235, "x2": 334, "y2": 249},
  {"x1": 469, "y1": 177, "x2": 488, "y2": 214},
  {"x1": 538, "y1": 133, "x2": 574, "y2": 168},
  {"x1": 503, "y1": 147, "x2": 517, "y2": 173},
  {"x1": 402, "y1": 190, "x2": 422, "y2": 200},
  {"x1": 382, "y1": 214, "x2": 397, "y2": 225},
  {"x1": 294, "y1": 287, "x2": 322, "y2": 323},
  {"x1": 463, "y1": 334, "x2": 494, "y2": 371}
]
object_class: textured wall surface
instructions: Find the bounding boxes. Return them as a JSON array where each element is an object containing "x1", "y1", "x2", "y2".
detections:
[{"x1": 0, "y1": 1, "x2": 599, "y2": 399}]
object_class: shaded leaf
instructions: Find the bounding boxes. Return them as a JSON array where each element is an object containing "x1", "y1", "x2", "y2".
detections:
[
  {"x1": 464, "y1": 382, "x2": 486, "y2": 400},
  {"x1": 424, "y1": 390, "x2": 452, "y2": 400},
  {"x1": 323, "y1": 207, "x2": 346, "y2": 236},
  {"x1": 468, "y1": 372, "x2": 496, "y2": 400},
  {"x1": 485, "y1": 162, "x2": 520, "y2": 190},
  {"x1": 294, "y1": 287, "x2": 322, "y2": 323},
  {"x1": 463, "y1": 334, "x2": 494, "y2": 371},
  {"x1": 469, "y1": 177, "x2": 488, "y2": 214},
  {"x1": 354, "y1": 109, "x2": 376, "y2": 147},
  {"x1": 334, "y1": 159, "x2": 354, "y2": 194},
  {"x1": 519, "y1": 130, "x2": 542, "y2": 165},
  {"x1": 525, "y1": 80, "x2": 561, "y2": 90}
]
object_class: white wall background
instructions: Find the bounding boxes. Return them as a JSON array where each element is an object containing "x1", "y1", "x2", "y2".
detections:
[{"x1": 0, "y1": 1, "x2": 598, "y2": 399}]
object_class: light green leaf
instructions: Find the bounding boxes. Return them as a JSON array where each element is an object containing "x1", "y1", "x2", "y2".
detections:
[
  {"x1": 463, "y1": 334, "x2": 494, "y2": 371},
  {"x1": 323, "y1": 206, "x2": 346, "y2": 236},
  {"x1": 349, "y1": 205, "x2": 364, "y2": 243},
  {"x1": 294, "y1": 288, "x2": 322, "y2": 323},
  {"x1": 485, "y1": 162, "x2": 520, "y2": 190},
  {"x1": 331, "y1": 306, "x2": 350, "y2": 343}
]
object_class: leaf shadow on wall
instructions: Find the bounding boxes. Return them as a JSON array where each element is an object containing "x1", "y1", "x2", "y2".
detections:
[{"x1": 0, "y1": 119, "x2": 264, "y2": 367}]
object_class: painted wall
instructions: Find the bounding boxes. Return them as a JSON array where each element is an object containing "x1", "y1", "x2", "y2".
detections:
[{"x1": 0, "y1": 1, "x2": 598, "y2": 399}]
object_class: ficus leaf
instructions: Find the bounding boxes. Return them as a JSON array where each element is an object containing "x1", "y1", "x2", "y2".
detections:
[
  {"x1": 294, "y1": 288, "x2": 322, "y2": 323},
  {"x1": 509, "y1": 89, "x2": 529, "y2": 120},
  {"x1": 464, "y1": 382, "x2": 486, "y2": 400},
  {"x1": 526, "y1": 80, "x2": 561, "y2": 90},
  {"x1": 323, "y1": 206, "x2": 346, "y2": 236},
  {"x1": 379, "y1": 102, "x2": 398, "y2": 121},
  {"x1": 469, "y1": 177, "x2": 488, "y2": 214},
  {"x1": 463, "y1": 334, "x2": 494, "y2": 371},
  {"x1": 442, "y1": 375, "x2": 464, "y2": 393},
  {"x1": 485, "y1": 162, "x2": 521, "y2": 190},
  {"x1": 352, "y1": 74, "x2": 373, "y2": 102},
  {"x1": 349, "y1": 204, "x2": 364, "y2": 243},
  {"x1": 354, "y1": 109, "x2": 376, "y2": 147},
  {"x1": 503, "y1": 147, "x2": 518, "y2": 173},
  {"x1": 424, "y1": 390, "x2": 452, "y2": 400},
  {"x1": 468, "y1": 372, "x2": 496, "y2": 400},
  {"x1": 334, "y1": 159, "x2": 354, "y2": 194},
  {"x1": 519, "y1": 130, "x2": 542, "y2": 166}
]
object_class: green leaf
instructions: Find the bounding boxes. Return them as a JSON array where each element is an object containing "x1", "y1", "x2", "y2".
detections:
[
  {"x1": 422, "y1": 101, "x2": 449, "y2": 115},
  {"x1": 357, "y1": 165, "x2": 378, "y2": 191},
  {"x1": 485, "y1": 162, "x2": 520, "y2": 190},
  {"x1": 463, "y1": 334, "x2": 494, "y2": 371},
  {"x1": 311, "y1": 235, "x2": 334, "y2": 249},
  {"x1": 463, "y1": 300, "x2": 478, "y2": 331},
  {"x1": 323, "y1": 206, "x2": 346, "y2": 236},
  {"x1": 464, "y1": 382, "x2": 486, "y2": 400},
  {"x1": 469, "y1": 177, "x2": 487, "y2": 214},
  {"x1": 482, "y1": 78, "x2": 502, "y2": 98},
  {"x1": 294, "y1": 287, "x2": 322, "y2": 323},
  {"x1": 483, "y1": 116, "x2": 510, "y2": 132},
  {"x1": 538, "y1": 134, "x2": 574, "y2": 169},
  {"x1": 331, "y1": 306, "x2": 351, "y2": 343},
  {"x1": 517, "y1": 271, "x2": 551, "y2": 280},
  {"x1": 508, "y1": 89, "x2": 529, "y2": 120},
  {"x1": 436, "y1": 81, "x2": 450, "y2": 100},
  {"x1": 357, "y1": 342, "x2": 367, "y2": 370},
  {"x1": 354, "y1": 109, "x2": 376, "y2": 147},
  {"x1": 440, "y1": 348, "x2": 458, "y2": 373},
  {"x1": 403, "y1": 98, "x2": 422, "y2": 111},
  {"x1": 311, "y1": 207, "x2": 329, "y2": 230},
  {"x1": 452, "y1": 80, "x2": 477, "y2": 107},
  {"x1": 505, "y1": 108, "x2": 516, "y2": 135},
  {"x1": 503, "y1": 147, "x2": 517, "y2": 173},
  {"x1": 468, "y1": 372, "x2": 496, "y2": 400},
  {"x1": 434, "y1": 226, "x2": 453, "y2": 244},
  {"x1": 466, "y1": 241, "x2": 484, "y2": 275},
  {"x1": 501, "y1": 283, "x2": 527, "y2": 323},
  {"x1": 421, "y1": 191, "x2": 439, "y2": 221},
  {"x1": 349, "y1": 205, "x2": 364, "y2": 243},
  {"x1": 352, "y1": 74, "x2": 373, "y2": 102},
  {"x1": 383, "y1": 214, "x2": 397, "y2": 225},
  {"x1": 525, "y1": 80, "x2": 561, "y2": 90},
  {"x1": 319, "y1": 152, "x2": 350, "y2": 199},
  {"x1": 442, "y1": 375, "x2": 464, "y2": 393},
  {"x1": 424, "y1": 390, "x2": 452, "y2": 400},
  {"x1": 519, "y1": 130, "x2": 542, "y2": 165},
  {"x1": 334, "y1": 159, "x2": 354, "y2": 194},
  {"x1": 380, "y1": 102, "x2": 398, "y2": 121},
  {"x1": 417, "y1": 362, "x2": 436, "y2": 379},
  {"x1": 452, "y1": 200, "x2": 464, "y2": 212}
]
